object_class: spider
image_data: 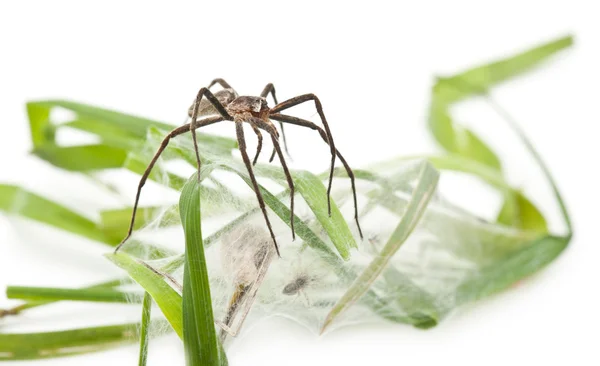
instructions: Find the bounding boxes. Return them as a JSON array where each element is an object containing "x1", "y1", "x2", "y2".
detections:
[{"x1": 114, "y1": 78, "x2": 363, "y2": 256}]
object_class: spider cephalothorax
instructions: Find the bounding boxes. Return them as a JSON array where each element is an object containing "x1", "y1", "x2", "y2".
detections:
[{"x1": 115, "y1": 78, "x2": 363, "y2": 256}]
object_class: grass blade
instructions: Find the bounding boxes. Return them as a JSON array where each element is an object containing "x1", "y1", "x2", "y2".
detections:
[
  {"x1": 456, "y1": 235, "x2": 569, "y2": 304},
  {"x1": 428, "y1": 35, "x2": 573, "y2": 171},
  {"x1": 106, "y1": 252, "x2": 183, "y2": 339},
  {"x1": 435, "y1": 35, "x2": 574, "y2": 103},
  {"x1": 226, "y1": 162, "x2": 357, "y2": 260},
  {"x1": 33, "y1": 144, "x2": 127, "y2": 171},
  {"x1": 6, "y1": 286, "x2": 139, "y2": 303},
  {"x1": 138, "y1": 292, "x2": 152, "y2": 366},
  {"x1": 1, "y1": 279, "x2": 124, "y2": 317},
  {"x1": 0, "y1": 323, "x2": 143, "y2": 360},
  {"x1": 321, "y1": 161, "x2": 439, "y2": 332},
  {"x1": 179, "y1": 174, "x2": 223, "y2": 366},
  {"x1": 0, "y1": 184, "x2": 112, "y2": 244}
]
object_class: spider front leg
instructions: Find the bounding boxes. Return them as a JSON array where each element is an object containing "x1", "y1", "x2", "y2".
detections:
[
  {"x1": 270, "y1": 94, "x2": 336, "y2": 217},
  {"x1": 270, "y1": 113, "x2": 364, "y2": 239},
  {"x1": 249, "y1": 117, "x2": 295, "y2": 240},
  {"x1": 189, "y1": 87, "x2": 234, "y2": 185},
  {"x1": 114, "y1": 115, "x2": 225, "y2": 253},
  {"x1": 260, "y1": 83, "x2": 291, "y2": 159},
  {"x1": 235, "y1": 121, "x2": 281, "y2": 256}
]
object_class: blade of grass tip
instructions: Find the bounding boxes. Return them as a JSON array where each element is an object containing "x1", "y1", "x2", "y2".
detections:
[
  {"x1": 138, "y1": 292, "x2": 152, "y2": 366},
  {"x1": 435, "y1": 35, "x2": 574, "y2": 103},
  {"x1": 321, "y1": 161, "x2": 439, "y2": 333},
  {"x1": 6, "y1": 286, "x2": 140, "y2": 304},
  {"x1": 0, "y1": 322, "x2": 148, "y2": 360},
  {"x1": 179, "y1": 173, "x2": 223, "y2": 366},
  {"x1": 106, "y1": 252, "x2": 183, "y2": 339}
]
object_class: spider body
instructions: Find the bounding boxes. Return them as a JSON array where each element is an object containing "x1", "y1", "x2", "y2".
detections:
[
  {"x1": 115, "y1": 79, "x2": 364, "y2": 256},
  {"x1": 282, "y1": 274, "x2": 311, "y2": 295}
]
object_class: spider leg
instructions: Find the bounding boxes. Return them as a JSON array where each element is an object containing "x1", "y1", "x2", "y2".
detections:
[
  {"x1": 235, "y1": 121, "x2": 281, "y2": 256},
  {"x1": 208, "y1": 78, "x2": 234, "y2": 91},
  {"x1": 270, "y1": 94, "x2": 336, "y2": 217},
  {"x1": 270, "y1": 113, "x2": 363, "y2": 239},
  {"x1": 249, "y1": 124, "x2": 263, "y2": 166},
  {"x1": 249, "y1": 117, "x2": 295, "y2": 240},
  {"x1": 189, "y1": 88, "x2": 234, "y2": 189},
  {"x1": 114, "y1": 115, "x2": 225, "y2": 253},
  {"x1": 260, "y1": 83, "x2": 291, "y2": 159}
]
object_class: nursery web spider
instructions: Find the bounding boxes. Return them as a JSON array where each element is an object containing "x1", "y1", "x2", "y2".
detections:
[{"x1": 114, "y1": 79, "x2": 363, "y2": 255}]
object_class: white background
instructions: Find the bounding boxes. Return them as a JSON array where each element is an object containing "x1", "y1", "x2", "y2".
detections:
[{"x1": 1, "y1": 1, "x2": 599, "y2": 365}]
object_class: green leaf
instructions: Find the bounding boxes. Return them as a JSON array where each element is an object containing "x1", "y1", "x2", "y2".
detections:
[
  {"x1": 0, "y1": 184, "x2": 112, "y2": 244},
  {"x1": 0, "y1": 323, "x2": 142, "y2": 360},
  {"x1": 321, "y1": 161, "x2": 440, "y2": 332},
  {"x1": 106, "y1": 252, "x2": 183, "y2": 339},
  {"x1": 496, "y1": 190, "x2": 548, "y2": 233},
  {"x1": 456, "y1": 235, "x2": 569, "y2": 304},
  {"x1": 138, "y1": 292, "x2": 152, "y2": 366},
  {"x1": 179, "y1": 174, "x2": 223, "y2": 366}
]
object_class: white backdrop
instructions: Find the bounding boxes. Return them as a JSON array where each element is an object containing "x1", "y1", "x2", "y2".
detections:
[{"x1": 1, "y1": 1, "x2": 599, "y2": 365}]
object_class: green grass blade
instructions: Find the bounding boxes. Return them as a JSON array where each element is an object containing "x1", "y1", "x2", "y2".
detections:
[
  {"x1": 33, "y1": 144, "x2": 127, "y2": 171},
  {"x1": 321, "y1": 162, "x2": 439, "y2": 332},
  {"x1": 138, "y1": 292, "x2": 152, "y2": 366},
  {"x1": 484, "y1": 97, "x2": 573, "y2": 237},
  {"x1": 106, "y1": 252, "x2": 183, "y2": 339},
  {"x1": 1, "y1": 279, "x2": 124, "y2": 317},
  {"x1": 27, "y1": 100, "x2": 173, "y2": 148},
  {"x1": 0, "y1": 184, "x2": 112, "y2": 244},
  {"x1": 455, "y1": 235, "x2": 569, "y2": 304},
  {"x1": 225, "y1": 162, "x2": 357, "y2": 260},
  {"x1": 435, "y1": 35, "x2": 574, "y2": 103},
  {"x1": 373, "y1": 154, "x2": 548, "y2": 234},
  {"x1": 6, "y1": 286, "x2": 139, "y2": 303},
  {"x1": 179, "y1": 174, "x2": 223, "y2": 366},
  {"x1": 428, "y1": 35, "x2": 573, "y2": 171},
  {"x1": 496, "y1": 191, "x2": 548, "y2": 232},
  {"x1": 0, "y1": 323, "x2": 142, "y2": 360}
]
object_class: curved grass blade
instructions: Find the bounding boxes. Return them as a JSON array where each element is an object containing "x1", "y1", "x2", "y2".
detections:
[
  {"x1": 179, "y1": 174, "x2": 224, "y2": 366},
  {"x1": 0, "y1": 322, "x2": 144, "y2": 360},
  {"x1": 456, "y1": 235, "x2": 569, "y2": 304},
  {"x1": 321, "y1": 161, "x2": 439, "y2": 332},
  {"x1": 482, "y1": 96, "x2": 573, "y2": 237},
  {"x1": 106, "y1": 252, "x2": 183, "y2": 339},
  {"x1": 138, "y1": 292, "x2": 152, "y2": 366},
  {"x1": 0, "y1": 184, "x2": 111, "y2": 244},
  {"x1": 428, "y1": 35, "x2": 573, "y2": 171}
]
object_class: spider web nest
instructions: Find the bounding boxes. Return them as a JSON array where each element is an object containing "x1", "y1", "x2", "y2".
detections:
[{"x1": 116, "y1": 124, "x2": 540, "y2": 346}]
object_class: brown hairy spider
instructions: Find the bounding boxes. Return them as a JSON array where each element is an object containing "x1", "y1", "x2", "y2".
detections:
[{"x1": 114, "y1": 78, "x2": 363, "y2": 256}]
